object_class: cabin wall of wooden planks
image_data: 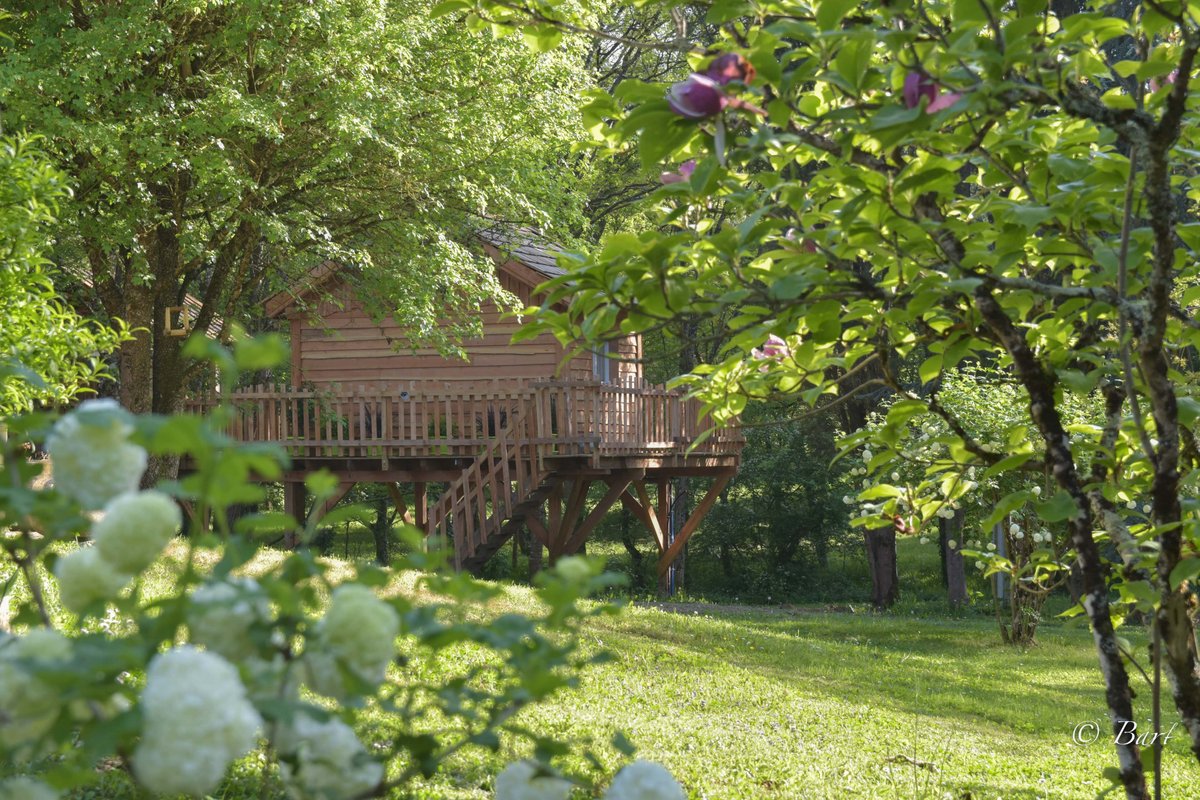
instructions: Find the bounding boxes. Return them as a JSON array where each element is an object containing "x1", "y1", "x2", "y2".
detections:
[{"x1": 288, "y1": 267, "x2": 641, "y2": 388}]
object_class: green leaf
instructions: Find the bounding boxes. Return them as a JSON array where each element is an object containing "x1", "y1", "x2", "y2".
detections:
[
  {"x1": 816, "y1": 0, "x2": 859, "y2": 30},
  {"x1": 1037, "y1": 490, "x2": 1078, "y2": 523}
]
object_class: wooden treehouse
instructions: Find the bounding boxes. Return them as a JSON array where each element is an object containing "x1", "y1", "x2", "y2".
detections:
[{"x1": 185, "y1": 230, "x2": 742, "y2": 585}]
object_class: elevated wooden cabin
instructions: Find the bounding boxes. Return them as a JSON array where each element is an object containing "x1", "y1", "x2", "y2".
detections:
[{"x1": 186, "y1": 229, "x2": 741, "y2": 588}]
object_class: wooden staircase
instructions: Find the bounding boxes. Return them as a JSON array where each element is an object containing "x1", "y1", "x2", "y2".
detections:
[{"x1": 427, "y1": 406, "x2": 559, "y2": 573}]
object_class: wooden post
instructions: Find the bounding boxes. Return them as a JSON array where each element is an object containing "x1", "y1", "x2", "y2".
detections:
[
  {"x1": 283, "y1": 481, "x2": 306, "y2": 549},
  {"x1": 413, "y1": 482, "x2": 427, "y2": 534},
  {"x1": 656, "y1": 480, "x2": 671, "y2": 596}
]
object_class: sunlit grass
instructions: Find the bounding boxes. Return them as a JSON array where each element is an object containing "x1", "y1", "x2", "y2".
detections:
[{"x1": 7, "y1": 540, "x2": 1195, "y2": 799}]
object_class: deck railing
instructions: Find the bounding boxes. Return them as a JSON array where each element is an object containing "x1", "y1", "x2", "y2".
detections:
[{"x1": 182, "y1": 378, "x2": 742, "y2": 462}]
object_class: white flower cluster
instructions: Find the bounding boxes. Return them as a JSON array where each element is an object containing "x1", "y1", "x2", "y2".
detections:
[
  {"x1": 94, "y1": 490, "x2": 182, "y2": 573},
  {"x1": 133, "y1": 646, "x2": 262, "y2": 797},
  {"x1": 494, "y1": 761, "x2": 573, "y2": 800},
  {"x1": 605, "y1": 761, "x2": 685, "y2": 800},
  {"x1": 47, "y1": 399, "x2": 147, "y2": 510},
  {"x1": 303, "y1": 584, "x2": 399, "y2": 699},
  {"x1": 53, "y1": 489, "x2": 180, "y2": 614},
  {"x1": 277, "y1": 712, "x2": 383, "y2": 800},
  {"x1": 493, "y1": 759, "x2": 684, "y2": 800},
  {"x1": 188, "y1": 578, "x2": 272, "y2": 661},
  {"x1": 0, "y1": 629, "x2": 71, "y2": 759},
  {"x1": 0, "y1": 776, "x2": 58, "y2": 800}
]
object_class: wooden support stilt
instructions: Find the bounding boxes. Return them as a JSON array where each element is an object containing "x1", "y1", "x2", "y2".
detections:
[
  {"x1": 413, "y1": 482, "x2": 427, "y2": 533},
  {"x1": 562, "y1": 475, "x2": 634, "y2": 555},
  {"x1": 555, "y1": 479, "x2": 590, "y2": 561},
  {"x1": 656, "y1": 474, "x2": 732, "y2": 576},
  {"x1": 386, "y1": 483, "x2": 408, "y2": 520},
  {"x1": 547, "y1": 484, "x2": 563, "y2": 566},
  {"x1": 656, "y1": 480, "x2": 671, "y2": 595},
  {"x1": 316, "y1": 481, "x2": 356, "y2": 519},
  {"x1": 525, "y1": 513, "x2": 551, "y2": 547},
  {"x1": 620, "y1": 484, "x2": 665, "y2": 550},
  {"x1": 283, "y1": 481, "x2": 306, "y2": 549}
]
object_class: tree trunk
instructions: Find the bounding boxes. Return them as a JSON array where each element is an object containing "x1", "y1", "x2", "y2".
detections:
[
  {"x1": 940, "y1": 510, "x2": 969, "y2": 608},
  {"x1": 619, "y1": 508, "x2": 645, "y2": 591},
  {"x1": 371, "y1": 492, "x2": 390, "y2": 566},
  {"x1": 864, "y1": 527, "x2": 898, "y2": 609}
]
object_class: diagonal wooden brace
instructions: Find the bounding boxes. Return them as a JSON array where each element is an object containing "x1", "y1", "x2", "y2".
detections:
[{"x1": 656, "y1": 474, "x2": 732, "y2": 576}]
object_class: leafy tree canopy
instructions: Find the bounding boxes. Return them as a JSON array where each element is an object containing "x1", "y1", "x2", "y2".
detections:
[
  {"x1": 0, "y1": 136, "x2": 126, "y2": 413},
  {"x1": 470, "y1": 0, "x2": 1200, "y2": 792},
  {"x1": 0, "y1": 0, "x2": 593, "y2": 415}
]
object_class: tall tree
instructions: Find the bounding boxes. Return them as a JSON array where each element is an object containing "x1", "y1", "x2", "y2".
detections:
[
  {"x1": 474, "y1": 0, "x2": 1200, "y2": 793},
  {"x1": 0, "y1": 1, "x2": 589, "y2": 477},
  {"x1": 0, "y1": 136, "x2": 125, "y2": 413}
]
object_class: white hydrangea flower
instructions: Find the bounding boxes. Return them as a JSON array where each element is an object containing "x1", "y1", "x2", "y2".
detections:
[
  {"x1": 494, "y1": 760, "x2": 572, "y2": 800},
  {"x1": 188, "y1": 578, "x2": 271, "y2": 661},
  {"x1": 947, "y1": 540, "x2": 957, "y2": 550},
  {"x1": 987, "y1": 542, "x2": 997, "y2": 551},
  {"x1": 93, "y1": 490, "x2": 182, "y2": 574},
  {"x1": 1015, "y1": 531, "x2": 1025, "y2": 540},
  {"x1": 0, "y1": 776, "x2": 59, "y2": 800},
  {"x1": 53, "y1": 546, "x2": 130, "y2": 614},
  {"x1": 890, "y1": 472, "x2": 900, "y2": 482},
  {"x1": 1126, "y1": 499, "x2": 1137, "y2": 510},
  {"x1": 0, "y1": 629, "x2": 71, "y2": 757},
  {"x1": 304, "y1": 585, "x2": 398, "y2": 699},
  {"x1": 46, "y1": 399, "x2": 147, "y2": 510},
  {"x1": 555, "y1": 556, "x2": 592, "y2": 585},
  {"x1": 277, "y1": 712, "x2": 383, "y2": 800},
  {"x1": 1031, "y1": 486, "x2": 1042, "y2": 496},
  {"x1": 132, "y1": 646, "x2": 262, "y2": 797},
  {"x1": 1009, "y1": 523, "x2": 1020, "y2": 535},
  {"x1": 604, "y1": 760, "x2": 685, "y2": 800},
  {"x1": 861, "y1": 450, "x2": 872, "y2": 462},
  {"x1": 976, "y1": 560, "x2": 986, "y2": 570},
  {"x1": 919, "y1": 537, "x2": 929, "y2": 545},
  {"x1": 1142, "y1": 504, "x2": 1152, "y2": 514}
]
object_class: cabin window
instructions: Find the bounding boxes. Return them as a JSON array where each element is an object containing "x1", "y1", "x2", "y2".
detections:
[{"x1": 592, "y1": 341, "x2": 615, "y2": 383}]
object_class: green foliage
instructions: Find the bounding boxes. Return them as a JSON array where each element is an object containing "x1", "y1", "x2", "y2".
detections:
[
  {"x1": 0, "y1": 0, "x2": 592, "y2": 370},
  {"x1": 0, "y1": 338, "x2": 621, "y2": 798},
  {"x1": 699, "y1": 404, "x2": 854, "y2": 599},
  {"x1": 0, "y1": 136, "x2": 126, "y2": 412}
]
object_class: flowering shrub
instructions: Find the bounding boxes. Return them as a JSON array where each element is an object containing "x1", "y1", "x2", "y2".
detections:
[{"x1": 0, "y1": 337, "x2": 621, "y2": 797}]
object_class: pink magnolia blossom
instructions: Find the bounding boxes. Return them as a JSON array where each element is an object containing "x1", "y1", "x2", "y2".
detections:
[
  {"x1": 659, "y1": 160, "x2": 697, "y2": 185},
  {"x1": 706, "y1": 53, "x2": 756, "y2": 86},
  {"x1": 667, "y1": 74, "x2": 727, "y2": 119},
  {"x1": 751, "y1": 335, "x2": 791, "y2": 372},
  {"x1": 1150, "y1": 69, "x2": 1180, "y2": 92},
  {"x1": 903, "y1": 70, "x2": 963, "y2": 114}
]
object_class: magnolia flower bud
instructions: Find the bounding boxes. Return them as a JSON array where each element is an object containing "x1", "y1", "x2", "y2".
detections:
[
  {"x1": 903, "y1": 72, "x2": 937, "y2": 109},
  {"x1": 659, "y1": 160, "x2": 696, "y2": 184},
  {"x1": 705, "y1": 53, "x2": 755, "y2": 86},
  {"x1": 667, "y1": 74, "x2": 726, "y2": 119}
]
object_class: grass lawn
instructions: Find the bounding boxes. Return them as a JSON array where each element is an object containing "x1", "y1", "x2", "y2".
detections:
[
  {"x1": 9, "y1": 538, "x2": 1197, "y2": 799},
  {"x1": 400, "y1": 591, "x2": 1196, "y2": 799}
]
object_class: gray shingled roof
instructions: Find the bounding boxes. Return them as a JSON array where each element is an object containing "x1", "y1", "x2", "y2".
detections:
[{"x1": 477, "y1": 225, "x2": 567, "y2": 278}]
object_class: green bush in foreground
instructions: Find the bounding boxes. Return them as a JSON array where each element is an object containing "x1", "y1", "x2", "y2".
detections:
[{"x1": 0, "y1": 338, "x2": 685, "y2": 799}]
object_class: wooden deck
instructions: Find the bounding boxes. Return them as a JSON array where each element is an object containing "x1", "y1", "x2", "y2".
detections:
[{"x1": 184, "y1": 379, "x2": 742, "y2": 582}]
